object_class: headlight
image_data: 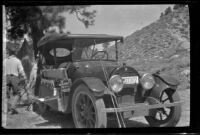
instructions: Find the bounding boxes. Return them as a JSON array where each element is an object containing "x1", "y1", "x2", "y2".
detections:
[
  {"x1": 140, "y1": 73, "x2": 155, "y2": 90},
  {"x1": 109, "y1": 75, "x2": 124, "y2": 93}
]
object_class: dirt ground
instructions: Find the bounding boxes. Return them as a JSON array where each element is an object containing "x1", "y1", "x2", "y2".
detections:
[{"x1": 5, "y1": 89, "x2": 190, "y2": 128}]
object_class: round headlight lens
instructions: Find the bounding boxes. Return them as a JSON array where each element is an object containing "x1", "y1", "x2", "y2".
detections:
[
  {"x1": 140, "y1": 73, "x2": 155, "y2": 90},
  {"x1": 109, "y1": 75, "x2": 124, "y2": 93}
]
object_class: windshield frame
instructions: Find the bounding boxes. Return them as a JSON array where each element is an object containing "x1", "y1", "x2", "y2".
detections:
[{"x1": 72, "y1": 39, "x2": 120, "y2": 62}]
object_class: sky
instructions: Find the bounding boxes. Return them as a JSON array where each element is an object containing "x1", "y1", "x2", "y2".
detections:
[{"x1": 62, "y1": 5, "x2": 174, "y2": 37}]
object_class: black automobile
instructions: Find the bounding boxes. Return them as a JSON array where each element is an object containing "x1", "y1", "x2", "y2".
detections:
[{"x1": 33, "y1": 33, "x2": 182, "y2": 128}]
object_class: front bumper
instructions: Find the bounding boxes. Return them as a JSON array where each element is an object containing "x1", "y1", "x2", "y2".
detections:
[{"x1": 100, "y1": 100, "x2": 183, "y2": 118}]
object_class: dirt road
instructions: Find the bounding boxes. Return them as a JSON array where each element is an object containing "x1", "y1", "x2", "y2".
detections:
[{"x1": 5, "y1": 89, "x2": 190, "y2": 128}]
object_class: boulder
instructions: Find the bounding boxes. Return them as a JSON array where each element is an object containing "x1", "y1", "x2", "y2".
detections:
[
  {"x1": 170, "y1": 54, "x2": 179, "y2": 59},
  {"x1": 180, "y1": 41, "x2": 190, "y2": 50},
  {"x1": 181, "y1": 69, "x2": 190, "y2": 76}
]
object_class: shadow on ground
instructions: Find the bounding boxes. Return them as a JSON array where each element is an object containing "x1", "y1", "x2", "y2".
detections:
[
  {"x1": 108, "y1": 119, "x2": 149, "y2": 128},
  {"x1": 35, "y1": 110, "x2": 149, "y2": 128},
  {"x1": 35, "y1": 110, "x2": 75, "y2": 128}
]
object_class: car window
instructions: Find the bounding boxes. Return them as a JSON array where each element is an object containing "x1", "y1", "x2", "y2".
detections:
[
  {"x1": 81, "y1": 41, "x2": 117, "y2": 60},
  {"x1": 72, "y1": 40, "x2": 120, "y2": 61},
  {"x1": 49, "y1": 48, "x2": 71, "y2": 57}
]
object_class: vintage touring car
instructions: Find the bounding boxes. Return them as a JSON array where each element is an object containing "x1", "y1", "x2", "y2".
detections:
[{"x1": 33, "y1": 33, "x2": 182, "y2": 128}]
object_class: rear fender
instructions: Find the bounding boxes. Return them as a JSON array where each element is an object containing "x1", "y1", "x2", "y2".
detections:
[{"x1": 148, "y1": 74, "x2": 179, "y2": 99}]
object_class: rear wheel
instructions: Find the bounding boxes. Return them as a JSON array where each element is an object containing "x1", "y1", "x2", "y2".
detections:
[
  {"x1": 145, "y1": 89, "x2": 181, "y2": 127},
  {"x1": 72, "y1": 84, "x2": 107, "y2": 128}
]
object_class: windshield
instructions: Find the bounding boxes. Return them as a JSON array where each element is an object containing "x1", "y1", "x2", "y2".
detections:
[{"x1": 72, "y1": 40, "x2": 118, "y2": 61}]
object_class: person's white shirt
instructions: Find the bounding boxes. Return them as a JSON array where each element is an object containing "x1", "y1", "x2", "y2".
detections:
[{"x1": 3, "y1": 55, "x2": 26, "y2": 79}]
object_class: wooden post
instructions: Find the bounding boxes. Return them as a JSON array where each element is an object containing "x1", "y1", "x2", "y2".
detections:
[{"x1": 2, "y1": 5, "x2": 7, "y2": 128}]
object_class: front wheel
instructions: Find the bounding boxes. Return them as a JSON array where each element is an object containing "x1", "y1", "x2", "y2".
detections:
[
  {"x1": 145, "y1": 89, "x2": 181, "y2": 127},
  {"x1": 71, "y1": 84, "x2": 107, "y2": 128}
]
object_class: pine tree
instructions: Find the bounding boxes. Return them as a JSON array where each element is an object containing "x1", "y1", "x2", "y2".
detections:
[
  {"x1": 173, "y1": 4, "x2": 186, "y2": 10},
  {"x1": 164, "y1": 7, "x2": 172, "y2": 15},
  {"x1": 6, "y1": 6, "x2": 97, "y2": 59},
  {"x1": 160, "y1": 12, "x2": 164, "y2": 18}
]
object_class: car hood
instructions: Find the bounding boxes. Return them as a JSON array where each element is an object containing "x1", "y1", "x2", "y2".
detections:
[{"x1": 73, "y1": 61, "x2": 119, "y2": 80}]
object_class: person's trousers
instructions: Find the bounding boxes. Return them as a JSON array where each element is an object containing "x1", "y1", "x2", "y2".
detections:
[{"x1": 6, "y1": 75, "x2": 21, "y2": 110}]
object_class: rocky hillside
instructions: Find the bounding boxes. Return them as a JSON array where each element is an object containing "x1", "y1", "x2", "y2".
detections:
[{"x1": 119, "y1": 5, "x2": 190, "y2": 91}]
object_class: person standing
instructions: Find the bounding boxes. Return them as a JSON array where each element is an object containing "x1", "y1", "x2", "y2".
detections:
[{"x1": 4, "y1": 43, "x2": 27, "y2": 114}]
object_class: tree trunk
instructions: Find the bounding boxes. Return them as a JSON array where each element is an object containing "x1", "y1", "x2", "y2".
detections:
[
  {"x1": 30, "y1": 24, "x2": 44, "y2": 96},
  {"x1": 2, "y1": 5, "x2": 7, "y2": 128},
  {"x1": 32, "y1": 35, "x2": 40, "y2": 59},
  {"x1": 30, "y1": 23, "x2": 44, "y2": 59}
]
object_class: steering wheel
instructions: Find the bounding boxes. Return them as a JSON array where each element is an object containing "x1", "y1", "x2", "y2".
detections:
[{"x1": 91, "y1": 51, "x2": 108, "y2": 60}]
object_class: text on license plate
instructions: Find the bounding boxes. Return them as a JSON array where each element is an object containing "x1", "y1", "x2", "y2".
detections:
[{"x1": 122, "y1": 76, "x2": 139, "y2": 84}]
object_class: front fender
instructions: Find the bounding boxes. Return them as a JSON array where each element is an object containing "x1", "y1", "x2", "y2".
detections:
[
  {"x1": 153, "y1": 74, "x2": 180, "y2": 86},
  {"x1": 65, "y1": 77, "x2": 108, "y2": 113},
  {"x1": 73, "y1": 77, "x2": 107, "y2": 96},
  {"x1": 148, "y1": 74, "x2": 179, "y2": 99},
  {"x1": 83, "y1": 77, "x2": 107, "y2": 93}
]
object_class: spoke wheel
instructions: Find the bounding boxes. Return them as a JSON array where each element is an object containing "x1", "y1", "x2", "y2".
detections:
[
  {"x1": 145, "y1": 89, "x2": 181, "y2": 127},
  {"x1": 76, "y1": 93, "x2": 96, "y2": 128},
  {"x1": 72, "y1": 84, "x2": 107, "y2": 128}
]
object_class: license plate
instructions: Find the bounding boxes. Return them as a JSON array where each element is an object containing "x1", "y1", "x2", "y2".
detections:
[{"x1": 122, "y1": 76, "x2": 139, "y2": 84}]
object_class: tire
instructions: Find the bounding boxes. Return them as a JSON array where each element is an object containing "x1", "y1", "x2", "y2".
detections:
[
  {"x1": 71, "y1": 84, "x2": 107, "y2": 128},
  {"x1": 145, "y1": 89, "x2": 181, "y2": 127}
]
